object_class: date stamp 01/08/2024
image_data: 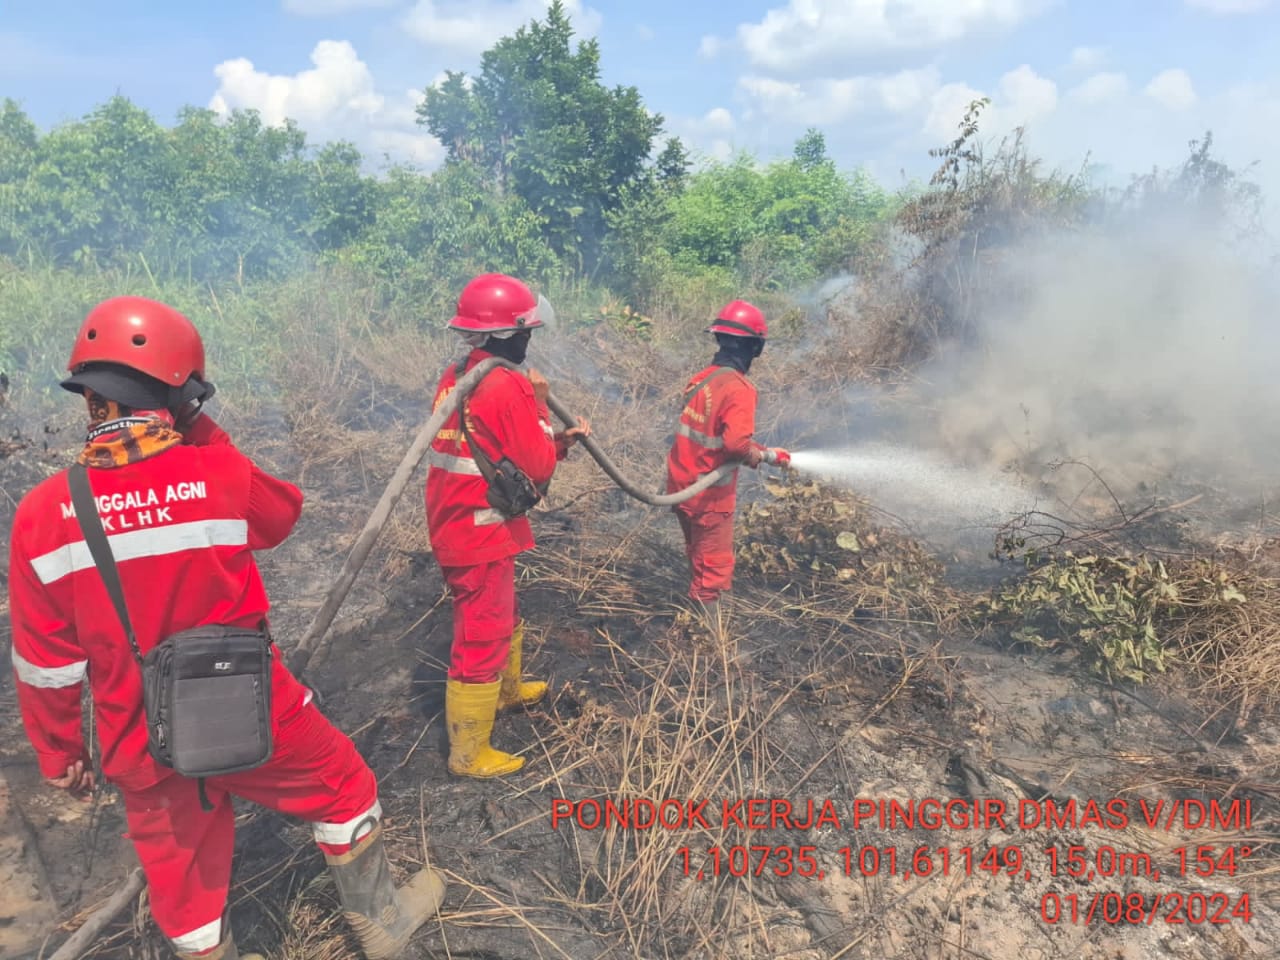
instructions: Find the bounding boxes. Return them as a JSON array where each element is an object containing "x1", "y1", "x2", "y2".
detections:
[{"x1": 550, "y1": 794, "x2": 1259, "y2": 926}]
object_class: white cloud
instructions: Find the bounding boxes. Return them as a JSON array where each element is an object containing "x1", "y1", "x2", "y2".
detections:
[
  {"x1": 1144, "y1": 68, "x2": 1197, "y2": 110},
  {"x1": 924, "y1": 81, "x2": 988, "y2": 143},
  {"x1": 739, "y1": 66, "x2": 941, "y2": 125},
  {"x1": 209, "y1": 40, "x2": 444, "y2": 169},
  {"x1": 1185, "y1": 0, "x2": 1272, "y2": 13},
  {"x1": 693, "y1": 44, "x2": 1280, "y2": 225},
  {"x1": 1067, "y1": 71, "x2": 1129, "y2": 104},
  {"x1": 1068, "y1": 46, "x2": 1105, "y2": 71},
  {"x1": 704, "y1": 106, "x2": 735, "y2": 134},
  {"x1": 924, "y1": 65, "x2": 1057, "y2": 143},
  {"x1": 723, "y1": 0, "x2": 1047, "y2": 75},
  {"x1": 998, "y1": 64, "x2": 1058, "y2": 117},
  {"x1": 402, "y1": 0, "x2": 602, "y2": 56},
  {"x1": 668, "y1": 108, "x2": 743, "y2": 165},
  {"x1": 282, "y1": 0, "x2": 399, "y2": 15}
]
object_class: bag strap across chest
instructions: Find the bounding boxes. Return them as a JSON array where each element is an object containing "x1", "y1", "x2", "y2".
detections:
[
  {"x1": 67, "y1": 463, "x2": 145, "y2": 665},
  {"x1": 682, "y1": 366, "x2": 736, "y2": 411}
]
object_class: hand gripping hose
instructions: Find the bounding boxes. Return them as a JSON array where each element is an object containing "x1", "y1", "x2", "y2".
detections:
[{"x1": 287, "y1": 358, "x2": 733, "y2": 677}]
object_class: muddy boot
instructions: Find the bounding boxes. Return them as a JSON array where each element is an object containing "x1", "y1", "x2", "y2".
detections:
[
  {"x1": 173, "y1": 926, "x2": 263, "y2": 960},
  {"x1": 446, "y1": 679, "x2": 525, "y2": 778},
  {"x1": 497, "y1": 620, "x2": 547, "y2": 712},
  {"x1": 324, "y1": 823, "x2": 447, "y2": 960}
]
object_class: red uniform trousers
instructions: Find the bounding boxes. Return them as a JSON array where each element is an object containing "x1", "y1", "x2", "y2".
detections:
[
  {"x1": 121, "y1": 697, "x2": 380, "y2": 954},
  {"x1": 441, "y1": 556, "x2": 518, "y2": 684},
  {"x1": 677, "y1": 508, "x2": 736, "y2": 602}
]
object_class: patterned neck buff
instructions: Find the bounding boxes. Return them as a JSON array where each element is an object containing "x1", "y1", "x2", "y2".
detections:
[{"x1": 78, "y1": 390, "x2": 184, "y2": 468}]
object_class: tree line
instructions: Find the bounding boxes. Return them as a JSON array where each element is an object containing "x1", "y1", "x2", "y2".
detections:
[
  {"x1": 0, "y1": 0, "x2": 1262, "y2": 392},
  {"x1": 0, "y1": 2, "x2": 895, "y2": 313}
]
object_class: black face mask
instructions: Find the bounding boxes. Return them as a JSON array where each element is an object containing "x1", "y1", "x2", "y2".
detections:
[
  {"x1": 712, "y1": 334, "x2": 764, "y2": 374},
  {"x1": 483, "y1": 330, "x2": 533, "y2": 365}
]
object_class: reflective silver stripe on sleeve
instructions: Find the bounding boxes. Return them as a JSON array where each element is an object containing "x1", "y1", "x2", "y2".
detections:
[
  {"x1": 427, "y1": 450, "x2": 483, "y2": 476},
  {"x1": 675, "y1": 422, "x2": 725, "y2": 449},
  {"x1": 474, "y1": 508, "x2": 505, "y2": 525},
  {"x1": 11, "y1": 648, "x2": 88, "y2": 689}
]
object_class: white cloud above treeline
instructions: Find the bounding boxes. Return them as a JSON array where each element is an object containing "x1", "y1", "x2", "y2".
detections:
[
  {"x1": 209, "y1": 40, "x2": 444, "y2": 168},
  {"x1": 401, "y1": 0, "x2": 601, "y2": 56}
]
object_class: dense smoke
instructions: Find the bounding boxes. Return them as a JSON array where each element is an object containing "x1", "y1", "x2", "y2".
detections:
[
  {"x1": 783, "y1": 201, "x2": 1280, "y2": 552},
  {"x1": 912, "y1": 219, "x2": 1280, "y2": 502}
]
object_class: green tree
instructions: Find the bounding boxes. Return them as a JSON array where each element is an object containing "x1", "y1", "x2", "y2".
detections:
[
  {"x1": 417, "y1": 0, "x2": 664, "y2": 275},
  {"x1": 661, "y1": 134, "x2": 892, "y2": 289},
  {"x1": 342, "y1": 160, "x2": 559, "y2": 301},
  {"x1": 0, "y1": 99, "x2": 41, "y2": 257},
  {"x1": 305, "y1": 141, "x2": 376, "y2": 251}
]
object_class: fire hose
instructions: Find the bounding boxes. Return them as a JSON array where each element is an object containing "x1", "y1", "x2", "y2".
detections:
[{"x1": 286, "y1": 357, "x2": 734, "y2": 678}]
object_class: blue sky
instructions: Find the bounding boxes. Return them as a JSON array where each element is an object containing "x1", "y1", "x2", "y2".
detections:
[{"x1": 2, "y1": 0, "x2": 1279, "y2": 193}]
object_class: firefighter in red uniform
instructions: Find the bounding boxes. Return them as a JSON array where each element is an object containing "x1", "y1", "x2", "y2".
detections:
[
  {"x1": 426, "y1": 274, "x2": 588, "y2": 779},
  {"x1": 665, "y1": 300, "x2": 790, "y2": 628},
  {"x1": 8, "y1": 297, "x2": 445, "y2": 960}
]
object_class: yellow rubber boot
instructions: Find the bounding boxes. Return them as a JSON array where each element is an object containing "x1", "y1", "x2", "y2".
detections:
[
  {"x1": 497, "y1": 620, "x2": 548, "y2": 712},
  {"x1": 446, "y1": 679, "x2": 525, "y2": 778}
]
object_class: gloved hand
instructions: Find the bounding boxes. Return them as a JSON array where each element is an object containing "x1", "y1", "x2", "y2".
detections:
[
  {"x1": 174, "y1": 379, "x2": 217, "y2": 433},
  {"x1": 765, "y1": 447, "x2": 791, "y2": 468}
]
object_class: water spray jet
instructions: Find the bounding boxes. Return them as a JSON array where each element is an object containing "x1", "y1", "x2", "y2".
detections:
[{"x1": 785, "y1": 444, "x2": 1041, "y2": 536}]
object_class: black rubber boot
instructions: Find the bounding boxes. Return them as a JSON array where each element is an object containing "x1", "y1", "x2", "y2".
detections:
[{"x1": 324, "y1": 822, "x2": 447, "y2": 959}]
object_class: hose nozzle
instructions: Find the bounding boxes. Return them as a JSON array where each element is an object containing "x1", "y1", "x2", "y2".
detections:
[{"x1": 764, "y1": 447, "x2": 792, "y2": 469}]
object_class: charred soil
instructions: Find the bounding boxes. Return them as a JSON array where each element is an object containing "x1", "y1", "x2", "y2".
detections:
[{"x1": 1, "y1": 376, "x2": 1279, "y2": 960}]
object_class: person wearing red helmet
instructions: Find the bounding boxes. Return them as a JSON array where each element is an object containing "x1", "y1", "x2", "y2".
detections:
[
  {"x1": 426, "y1": 273, "x2": 589, "y2": 778},
  {"x1": 665, "y1": 300, "x2": 790, "y2": 630},
  {"x1": 8, "y1": 296, "x2": 446, "y2": 960}
]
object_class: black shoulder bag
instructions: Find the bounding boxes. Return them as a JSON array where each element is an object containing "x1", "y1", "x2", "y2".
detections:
[
  {"x1": 453, "y1": 363, "x2": 546, "y2": 519},
  {"x1": 67, "y1": 464, "x2": 274, "y2": 804}
]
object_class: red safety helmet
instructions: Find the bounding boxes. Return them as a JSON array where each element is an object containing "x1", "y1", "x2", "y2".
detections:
[
  {"x1": 449, "y1": 273, "x2": 543, "y2": 334},
  {"x1": 707, "y1": 300, "x2": 767, "y2": 339},
  {"x1": 62, "y1": 296, "x2": 210, "y2": 408}
]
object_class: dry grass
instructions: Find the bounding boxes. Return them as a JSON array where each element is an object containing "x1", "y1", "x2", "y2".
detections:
[
  {"x1": 529, "y1": 625, "x2": 804, "y2": 960},
  {"x1": 1159, "y1": 558, "x2": 1280, "y2": 720}
]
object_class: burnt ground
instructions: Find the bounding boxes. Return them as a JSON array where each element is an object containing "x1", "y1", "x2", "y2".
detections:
[{"x1": 2, "y1": 391, "x2": 1280, "y2": 960}]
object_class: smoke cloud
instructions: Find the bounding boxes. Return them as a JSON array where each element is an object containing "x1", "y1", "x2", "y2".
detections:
[
  {"x1": 788, "y1": 204, "x2": 1280, "y2": 551},
  {"x1": 914, "y1": 220, "x2": 1280, "y2": 502}
]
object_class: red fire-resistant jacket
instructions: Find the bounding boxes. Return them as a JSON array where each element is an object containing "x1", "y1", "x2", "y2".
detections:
[
  {"x1": 7, "y1": 415, "x2": 307, "y2": 791},
  {"x1": 425, "y1": 349, "x2": 567, "y2": 568},
  {"x1": 665, "y1": 364, "x2": 767, "y2": 514}
]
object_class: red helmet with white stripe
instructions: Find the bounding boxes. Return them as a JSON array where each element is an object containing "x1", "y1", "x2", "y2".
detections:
[
  {"x1": 449, "y1": 273, "x2": 543, "y2": 334},
  {"x1": 707, "y1": 300, "x2": 767, "y2": 339}
]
